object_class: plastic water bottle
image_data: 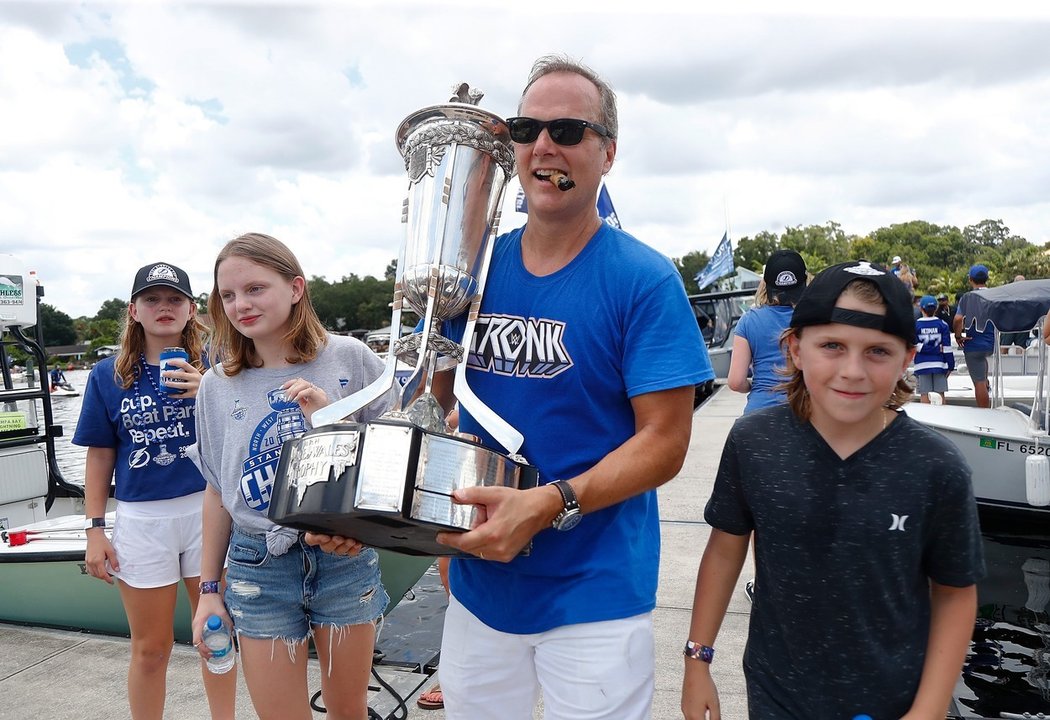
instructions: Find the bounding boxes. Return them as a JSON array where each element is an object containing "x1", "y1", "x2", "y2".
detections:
[{"x1": 202, "y1": 615, "x2": 236, "y2": 674}]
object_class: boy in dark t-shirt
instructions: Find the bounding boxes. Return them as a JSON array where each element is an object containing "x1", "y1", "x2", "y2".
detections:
[{"x1": 681, "y1": 261, "x2": 985, "y2": 720}]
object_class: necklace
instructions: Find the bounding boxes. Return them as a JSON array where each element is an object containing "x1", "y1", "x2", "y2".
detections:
[
  {"x1": 125, "y1": 354, "x2": 183, "y2": 468},
  {"x1": 135, "y1": 353, "x2": 185, "y2": 410}
]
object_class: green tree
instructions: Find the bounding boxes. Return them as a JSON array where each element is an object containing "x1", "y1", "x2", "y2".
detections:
[
  {"x1": 385, "y1": 259, "x2": 398, "y2": 281},
  {"x1": 39, "y1": 303, "x2": 76, "y2": 346},
  {"x1": 95, "y1": 298, "x2": 127, "y2": 323},
  {"x1": 780, "y1": 221, "x2": 852, "y2": 269},
  {"x1": 963, "y1": 219, "x2": 1021, "y2": 248},
  {"x1": 734, "y1": 231, "x2": 780, "y2": 272},
  {"x1": 82, "y1": 318, "x2": 120, "y2": 350}
]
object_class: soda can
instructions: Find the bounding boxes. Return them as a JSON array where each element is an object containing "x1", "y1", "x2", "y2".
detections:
[{"x1": 159, "y1": 346, "x2": 190, "y2": 395}]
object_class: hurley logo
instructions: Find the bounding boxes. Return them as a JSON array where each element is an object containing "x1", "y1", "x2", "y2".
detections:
[{"x1": 888, "y1": 513, "x2": 909, "y2": 532}]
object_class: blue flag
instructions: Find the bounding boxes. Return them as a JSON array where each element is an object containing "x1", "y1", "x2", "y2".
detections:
[
  {"x1": 596, "y1": 184, "x2": 621, "y2": 229},
  {"x1": 515, "y1": 183, "x2": 622, "y2": 229},
  {"x1": 693, "y1": 233, "x2": 734, "y2": 291}
]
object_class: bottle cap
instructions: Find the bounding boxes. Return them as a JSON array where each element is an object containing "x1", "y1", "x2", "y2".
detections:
[{"x1": 206, "y1": 615, "x2": 223, "y2": 631}]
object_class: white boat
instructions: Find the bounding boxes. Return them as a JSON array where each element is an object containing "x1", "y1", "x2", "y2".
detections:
[
  {"x1": 1, "y1": 277, "x2": 431, "y2": 645},
  {"x1": 904, "y1": 278, "x2": 1050, "y2": 527},
  {"x1": 689, "y1": 288, "x2": 754, "y2": 378}
]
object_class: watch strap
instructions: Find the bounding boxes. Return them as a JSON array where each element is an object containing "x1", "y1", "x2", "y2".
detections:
[
  {"x1": 552, "y1": 480, "x2": 580, "y2": 513},
  {"x1": 199, "y1": 581, "x2": 221, "y2": 595},
  {"x1": 684, "y1": 640, "x2": 715, "y2": 663},
  {"x1": 84, "y1": 517, "x2": 107, "y2": 530}
]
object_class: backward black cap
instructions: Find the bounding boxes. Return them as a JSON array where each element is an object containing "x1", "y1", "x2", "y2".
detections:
[{"x1": 789, "y1": 260, "x2": 915, "y2": 346}]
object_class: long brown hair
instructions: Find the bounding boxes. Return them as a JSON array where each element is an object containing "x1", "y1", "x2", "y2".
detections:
[
  {"x1": 113, "y1": 299, "x2": 207, "y2": 390},
  {"x1": 207, "y1": 232, "x2": 327, "y2": 375},
  {"x1": 777, "y1": 279, "x2": 913, "y2": 421}
]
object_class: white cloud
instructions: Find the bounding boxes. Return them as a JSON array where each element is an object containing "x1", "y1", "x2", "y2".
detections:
[{"x1": 1, "y1": 2, "x2": 1048, "y2": 319}]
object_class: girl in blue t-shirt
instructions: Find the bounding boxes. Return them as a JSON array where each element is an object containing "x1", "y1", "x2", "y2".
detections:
[
  {"x1": 72, "y1": 262, "x2": 236, "y2": 719},
  {"x1": 727, "y1": 249, "x2": 808, "y2": 415}
]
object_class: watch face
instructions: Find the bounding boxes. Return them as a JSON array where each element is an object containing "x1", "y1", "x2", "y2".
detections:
[{"x1": 555, "y1": 509, "x2": 582, "y2": 531}]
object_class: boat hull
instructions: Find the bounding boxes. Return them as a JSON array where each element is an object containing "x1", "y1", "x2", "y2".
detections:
[
  {"x1": 0, "y1": 515, "x2": 434, "y2": 643},
  {"x1": 903, "y1": 403, "x2": 1050, "y2": 519}
]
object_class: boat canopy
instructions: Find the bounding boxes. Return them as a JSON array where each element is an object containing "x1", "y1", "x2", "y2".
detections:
[{"x1": 957, "y1": 278, "x2": 1050, "y2": 333}]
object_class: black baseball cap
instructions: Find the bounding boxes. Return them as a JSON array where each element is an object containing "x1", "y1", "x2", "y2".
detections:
[
  {"x1": 789, "y1": 260, "x2": 915, "y2": 346},
  {"x1": 763, "y1": 249, "x2": 807, "y2": 304},
  {"x1": 131, "y1": 262, "x2": 194, "y2": 300}
]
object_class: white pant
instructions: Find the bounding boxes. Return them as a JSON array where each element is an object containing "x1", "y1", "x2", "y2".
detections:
[{"x1": 440, "y1": 594, "x2": 655, "y2": 720}]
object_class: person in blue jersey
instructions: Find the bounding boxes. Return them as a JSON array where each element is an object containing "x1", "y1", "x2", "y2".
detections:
[
  {"x1": 683, "y1": 261, "x2": 983, "y2": 720},
  {"x1": 914, "y1": 294, "x2": 955, "y2": 404},
  {"x1": 953, "y1": 264, "x2": 995, "y2": 408},
  {"x1": 73, "y1": 262, "x2": 236, "y2": 720},
  {"x1": 416, "y1": 55, "x2": 708, "y2": 719},
  {"x1": 727, "y1": 249, "x2": 807, "y2": 414}
]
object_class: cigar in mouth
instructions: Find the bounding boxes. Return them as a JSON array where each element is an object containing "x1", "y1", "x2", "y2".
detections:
[{"x1": 549, "y1": 171, "x2": 575, "y2": 191}]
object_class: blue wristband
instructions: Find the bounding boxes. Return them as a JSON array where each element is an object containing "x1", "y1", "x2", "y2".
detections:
[
  {"x1": 684, "y1": 640, "x2": 715, "y2": 663},
  {"x1": 199, "y1": 581, "x2": 220, "y2": 595}
]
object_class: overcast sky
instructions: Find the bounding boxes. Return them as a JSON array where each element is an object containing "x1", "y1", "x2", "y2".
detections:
[{"x1": 2, "y1": 1, "x2": 1048, "y2": 319}]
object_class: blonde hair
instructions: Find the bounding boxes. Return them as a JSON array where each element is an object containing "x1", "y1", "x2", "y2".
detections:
[
  {"x1": 113, "y1": 296, "x2": 207, "y2": 390},
  {"x1": 777, "y1": 279, "x2": 913, "y2": 420},
  {"x1": 752, "y1": 279, "x2": 769, "y2": 308},
  {"x1": 207, "y1": 233, "x2": 327, "y2": 375}
]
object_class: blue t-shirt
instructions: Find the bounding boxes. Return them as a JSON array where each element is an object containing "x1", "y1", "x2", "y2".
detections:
[
  {"x1": 72, "y1": 355, "x2": 206, "y2": 502},
  {"x1": 734, "y1": 304, "x2": 793, "y2": 414},
  {"x1": 914, "y1": 316, "x2": 955, "y2": 375},
  {"x1": 444, "y1": 223, "x2": 709, "y2": 634},
  {"x1": 955, "y1": 289, "x2": 995, "y2": 353}
]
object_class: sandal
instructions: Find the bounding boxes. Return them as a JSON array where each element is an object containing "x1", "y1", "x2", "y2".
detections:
[{"x1": 417, "y1": 683, "x2": 444, "y2": 710}]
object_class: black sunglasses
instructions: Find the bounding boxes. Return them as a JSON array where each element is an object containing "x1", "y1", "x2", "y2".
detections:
[{"x1": 505, "y1": 117, "x2": 612, "y2": 146}]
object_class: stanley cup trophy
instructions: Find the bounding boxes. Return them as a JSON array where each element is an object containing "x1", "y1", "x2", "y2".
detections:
[{"x1": 267, "y1": 84, "x2": 539, "y2": 556}]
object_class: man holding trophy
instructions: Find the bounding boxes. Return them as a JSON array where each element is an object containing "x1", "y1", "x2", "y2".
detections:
[
  {"x1": 291, "y1": 54, "x2": 710, "y2": 718},
  {"x1": 423, "y1": 55, "x2": 711, "y2": 719}
]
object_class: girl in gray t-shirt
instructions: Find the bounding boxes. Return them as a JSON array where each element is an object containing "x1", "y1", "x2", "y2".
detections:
[{"x1": 190, "y1": 233, "x2": 391, "y2": 720}]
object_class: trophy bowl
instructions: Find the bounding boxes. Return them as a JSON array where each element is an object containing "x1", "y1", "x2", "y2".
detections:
[{"x1": 268, "y1": 421, "x2": 539, "y2": 556}]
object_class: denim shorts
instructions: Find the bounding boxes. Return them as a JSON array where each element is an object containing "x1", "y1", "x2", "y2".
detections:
[{"x1": 224, "y1": 527, "x2": 388, "y2": 641}]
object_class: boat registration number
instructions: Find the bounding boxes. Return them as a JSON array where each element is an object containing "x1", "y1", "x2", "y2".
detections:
[{"x1": 980, "y1": 437, "x2": 1050, "y2": 455}]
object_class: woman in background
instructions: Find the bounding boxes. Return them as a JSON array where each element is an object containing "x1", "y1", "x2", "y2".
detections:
[{"x1": 727, "y1": 249, "x2": 809, "y2": 414}]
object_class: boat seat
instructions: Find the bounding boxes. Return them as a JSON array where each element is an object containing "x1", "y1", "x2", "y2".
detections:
[{"x1": 0, "y1": 445, "x2": 49, "y2": 507}]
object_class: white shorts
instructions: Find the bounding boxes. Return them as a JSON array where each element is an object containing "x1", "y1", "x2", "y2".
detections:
[
  {"x1": 439, "y1": 594, "x2": 655, "y2": 720},
  {"x1": 108, "y1": 492, "x2": 206, "y2": 589}
]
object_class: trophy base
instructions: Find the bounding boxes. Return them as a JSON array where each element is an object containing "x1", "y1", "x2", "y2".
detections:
[{"x1": 268, "y1": 420, "x2": 539, "y2": 557}]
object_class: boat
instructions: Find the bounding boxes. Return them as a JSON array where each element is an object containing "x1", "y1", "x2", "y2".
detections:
[
  {"x1": 49, "y1": 380, "x2": 80, "y2": 397},
  {"x1": 688, "y1": 286, "x2": 755, "y2": 395},
  {"x1": 0, "y1": 260, "x2": 433, "y2": 645},
  {"x1": 904, "y1": 278, "x2": 1050, "y2": 527}
]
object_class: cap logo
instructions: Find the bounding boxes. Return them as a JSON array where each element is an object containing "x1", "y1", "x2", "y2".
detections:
[
  {"x1": 146, "y1": 264, "x2": 180, "y2": 284},
  {"x1": 774, "y1": 270, "x2": 798, "y2": 287},
  {"x1": 843, "y1": 261, "x2": 884, "y2": 277}
]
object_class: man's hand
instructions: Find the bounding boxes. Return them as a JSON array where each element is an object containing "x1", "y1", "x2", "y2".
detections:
[{"x1": 435, "y1": 484, "x2": 561, "y2": 562}]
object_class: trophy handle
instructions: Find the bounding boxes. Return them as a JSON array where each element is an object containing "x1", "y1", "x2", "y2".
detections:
[{"x1": 452, "y1": 191, "x2": 525, "y2": 455}]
